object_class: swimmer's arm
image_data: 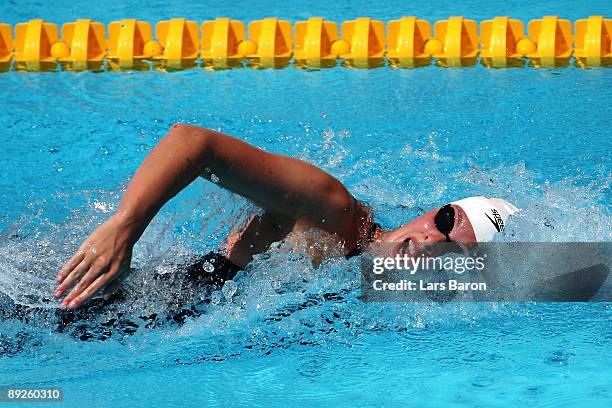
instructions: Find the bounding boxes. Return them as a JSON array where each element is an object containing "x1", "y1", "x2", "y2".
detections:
[
  {"x1": 115, "y1": 123, "x2": 359, "y2": 235},
  {"x1": 56, "y1": 124, "x2": 361, "y2": 310}
]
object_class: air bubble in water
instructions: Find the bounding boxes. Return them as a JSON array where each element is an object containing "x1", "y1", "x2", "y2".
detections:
[
  {"x1": 202, "y1": 261, "x2": 214, "y2": 273},
  {"x1": 210, "y1": 174, "x2": 220, "y2": 183},
  {"x1": 210, "y1": 291, "x2": 222, "y2": 305},
  {"x1": 222, "y1": 280, "x2": 237, "y2": 299}
]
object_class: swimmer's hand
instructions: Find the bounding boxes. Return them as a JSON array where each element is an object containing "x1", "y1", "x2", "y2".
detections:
[{"x1": 54, "y1": 214, "x2": 137, "y2": 310}]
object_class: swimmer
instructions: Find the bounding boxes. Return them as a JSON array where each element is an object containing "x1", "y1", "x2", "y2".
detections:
[{"x1": 53, "y1": 124, "x2": 518, "y2": 310}]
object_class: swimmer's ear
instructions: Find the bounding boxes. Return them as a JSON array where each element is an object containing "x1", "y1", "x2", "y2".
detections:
[{"x1": 102, "y1": 267, "x2": 132, "y2": 301}]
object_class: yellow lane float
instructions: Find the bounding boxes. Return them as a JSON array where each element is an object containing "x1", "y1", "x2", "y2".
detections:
[
  {"x1": 574, "y1": 16, "x2": 612, "y2": 67},
  {"x1": 201, "y1": 18, "x2": 248, "y2": 69},
  {"x1": 432, "y1": 16, "x2": 478, "y2": 66},
  {"x1": 527, "y1": 16, "x2": 572, "y2": 66},
  {"x1": 247, "y1": 18, "x2": 292, "y2": 67},
  {"x1": 107, "y1": 19, "x2": 157, "y2": 69},
  {"x1": 155, "y1": 18, "x2": 199, "y2": 68},
  {"x1": 387, "y1": 17, "x2": 431, "y2": 67},
  {"x1": 480, "y1": 17, "x2": 530, "y2": 67},
  {"x1": 340, "y1": 17, "x2": 385, "y2": 67},
  {"x1": 201, "y1": 18, "x2": 245, "y2": 59},
  {"x1": 294, "y1": 17, "x2": 339, "y2": 66},
  {"x1": 14, "y1": 19, "x2": 60, "y2": 70},
  {"x1": 58, "y1": 19, "x2": 106, "y2": 70}
]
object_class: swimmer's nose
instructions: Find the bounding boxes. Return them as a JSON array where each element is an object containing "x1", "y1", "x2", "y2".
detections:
[{"x1": 416, "y1": 233, "x2": 440, "y2": 243}]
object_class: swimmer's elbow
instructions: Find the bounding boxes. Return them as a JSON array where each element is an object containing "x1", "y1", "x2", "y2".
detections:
[
  {"x1": 321, "y1": 180, "x2": 355, "y2": 221},
  {"x1": 167, "y1": 123, "x2": 215, "y2": 145},
  {"x1": 165, "y1": 123, "x2": 217, "y2": 160},
  {"x1": 329, "y1": 187, "x2": 354, "y2": 213}
]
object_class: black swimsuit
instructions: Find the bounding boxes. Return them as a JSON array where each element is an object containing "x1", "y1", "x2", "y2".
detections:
[{"x1": 183, "y1": 252, "x2": 243, "y2": 289}]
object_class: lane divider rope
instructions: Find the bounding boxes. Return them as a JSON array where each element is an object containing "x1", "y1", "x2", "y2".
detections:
[{"x1": 0, "y1": 16, "x2": 610, "y2": 70}]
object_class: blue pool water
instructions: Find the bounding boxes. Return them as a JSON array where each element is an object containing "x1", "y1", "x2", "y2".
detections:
[{"x1": 1, "y1": 0, "x2": 611, "y2": 407}]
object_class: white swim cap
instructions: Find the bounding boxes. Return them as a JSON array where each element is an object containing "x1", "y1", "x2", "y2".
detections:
[{"x1": 451, "y1": 196, "x2": 519, "y2": 242}]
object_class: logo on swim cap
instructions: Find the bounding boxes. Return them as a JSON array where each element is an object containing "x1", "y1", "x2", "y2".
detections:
[{"x1": 485, "y1": 209, "x2": 504, "y2": 232}]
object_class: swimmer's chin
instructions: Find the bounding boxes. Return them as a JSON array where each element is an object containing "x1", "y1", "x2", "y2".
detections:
[{"x1": 371, "y1": 237, "x2": 420, "y2": 258}]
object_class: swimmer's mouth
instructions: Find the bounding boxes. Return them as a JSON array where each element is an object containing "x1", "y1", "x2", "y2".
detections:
[
  {"x1": 400, "y1": 238, "x2": 436, "y2": 258},
  {"x1": 398, "y1": 237, "x2": 417, "y2": 257}
]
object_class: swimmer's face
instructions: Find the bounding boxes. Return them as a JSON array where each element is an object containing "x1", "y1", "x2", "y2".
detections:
[{"x1": 378, "y1": 204, "x2": 477, "y2": 257}]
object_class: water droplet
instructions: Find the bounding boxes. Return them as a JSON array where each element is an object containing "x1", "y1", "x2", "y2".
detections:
[
  {"x1": 202, "y1": 261, "x2": 214, "y2": 273},
  {"x1": 93, "y1": 200, "x2": 111, "y2": 212},
  {"x1": 545, "y1": 350, "x2": 572, "y2": 366},
  {"x1": 471, "y1": 376, "x2": 494, "y2": 388},
  {"x1": 210, "y1": 174, "x2": 220, "y2": 183},
  {"x1": 222, "y1": 280, "x2": 238, "y2": 299}
]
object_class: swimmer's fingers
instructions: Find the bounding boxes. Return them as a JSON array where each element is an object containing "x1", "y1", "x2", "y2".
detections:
[
  {"x1": 54, "y1": 259, "x2": 91, "y2": 299},
  {"x1": 102, "y1": 267, "x2": 132, "y2": 301},
  {"x1": 63, "y1": 257, "x2": 132, "y2": 310},
  {"x1": 65, "y1": 273, "x2": 113, "y2": 310},
  {"x1": 57, "y1": 249, "x2": 86, "y2": 283},
  {"x1": 59, "y1": 262, "x2": 110, "y2": 308}
]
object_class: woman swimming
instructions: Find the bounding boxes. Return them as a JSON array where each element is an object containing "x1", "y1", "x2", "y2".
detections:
[{"x1": 53, "y1": 124, "x2": 518, "y2": 310}]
